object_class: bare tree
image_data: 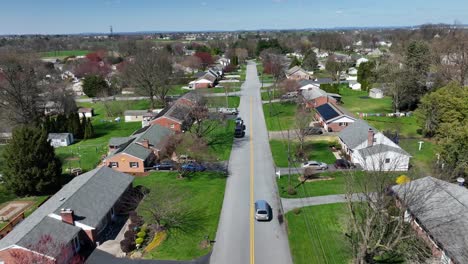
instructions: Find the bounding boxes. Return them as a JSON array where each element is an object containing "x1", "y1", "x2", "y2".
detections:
[
  {"x1": 344, "y1": 155, "x2": 433, "y2": 264},
  {"x1": 294, "y1": 107, "x2": 312, "y2": 158},
  {"x1": 124, "y1": 47, "x2": 173, "y2": 108},
  {"x1": 0, "y1": 51, "x2": 46, "y2": 125},
  {"x1": 188, "y1": 97, "x2": 224, "y2": 138}
]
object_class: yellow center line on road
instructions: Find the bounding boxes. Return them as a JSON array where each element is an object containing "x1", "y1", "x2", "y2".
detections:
[{"x1": 249, "y1": 96, "x2": 255, "y2": 264}]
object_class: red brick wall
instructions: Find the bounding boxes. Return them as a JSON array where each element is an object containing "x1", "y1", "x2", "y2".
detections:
[
  {"x1": 328, "y1": 122, "x2": 349, "y2": 132},
  {"x1": 313, "y1": 96, "x2": 337, "y2": 108},
  {"x1": 195, "y1": 82, "x2": 211, "y2": 89},
  {"x1": 150, "y1": 117, "x2": 182, "y2": 132},
  {"x1": 104, "y1": 153, "x2": 147, "y2": 173}
]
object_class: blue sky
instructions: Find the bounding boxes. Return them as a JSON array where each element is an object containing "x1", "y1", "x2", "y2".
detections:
[{"x1": 0, "y1": 0, "x2": 467, "y2": 34}]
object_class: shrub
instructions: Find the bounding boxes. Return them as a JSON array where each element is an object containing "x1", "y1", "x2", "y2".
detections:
[
  {"x1": 135, "y1": 238, "x2": 144, "y2": 245},
  {"x1": 140, "y1": 225, "x2": 148, "y2": 233},
  {"x1": 128, "y1": 223, "x2": 139, "y2": 232},
  {"x1": 120, "y1": 238, "x2": 136, "y2": 253},
  {"x1": 137, "y1": 231, "x2": 146, "y2": 238},
  {"x1": 124, "y1": 230, "x2": 136, "y2": 239},
  {"x1": 287, "y1": 185, "x2": 297, "y2": 195}
]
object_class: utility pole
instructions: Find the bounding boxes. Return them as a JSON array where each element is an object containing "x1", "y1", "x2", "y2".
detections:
[{"x1": 288, "y1": 129, "x2": 291, "y2": 187}]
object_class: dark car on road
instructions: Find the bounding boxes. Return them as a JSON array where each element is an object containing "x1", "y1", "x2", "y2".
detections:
[
  {"x1": 181, "y1": 162, "x2": 206, "y2": 172},
  {"x1": 234, "y1": 123, "x2": 246, "y2": 138},
  {"x1": 153, "y1": 161, "x2": 175, "y2": 170},
  {"x1": 334, "y1": 159, "x2": 355, "y2": 169}
]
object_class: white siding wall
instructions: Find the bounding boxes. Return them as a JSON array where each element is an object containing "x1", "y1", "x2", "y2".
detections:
[{"x1": 125, "y1": 115, "x2": 144, "y2": 122}]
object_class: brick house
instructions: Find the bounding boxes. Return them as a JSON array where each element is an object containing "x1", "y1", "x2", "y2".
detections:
[
  {"x1": 149, "y1": 102, "x2": 193, "y2": 133},
  {"x1": 104, "y1": 124, "x2": 174, "y2": 173},
  {"x1": 0, "y1": 167, "x2": 134, "y2": 264},
  {"x1": 301, "y1": 87, "x2": 341, "y2": 108},
  {"x1": 285, "y1": 66, "x2": 311, "y2": 80},
  {"x1": 392, "y1": 176, "x2": 468, "y2": 263},
  {"x1": 314, "y1": 103, "x2": 356, "y2": 132}
]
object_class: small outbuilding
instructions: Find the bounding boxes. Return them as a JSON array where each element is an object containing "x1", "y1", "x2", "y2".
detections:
[
  {"x1": 78, "y1": 107, "x2": 94, "y2": 118},
  {"x1": 369, "y1": 88, "x2": 384, "y2": 99},
  {"x1": 348, "y1": 80, "x2": 362, "y2": 90},
  {"x1": 48, "y1": 133, "x2": 74, "y2": 147}
]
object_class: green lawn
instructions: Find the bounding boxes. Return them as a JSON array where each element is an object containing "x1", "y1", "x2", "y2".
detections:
[
  {"x1": 134, "y1": 171, "x2": 226, "y2": 260},
  {"x1": 269, "y1": 139, "x2": 337, "y2": 167},
  {"x1": 278, "y1": 171, "x2": 364, "y2": 198},
  {"x1": 205, "y1": 120, "x2": 236, "y2": 161},
  {"x1": 56, "y1": 100, "x2": 147, "y2": 172},
  {"x1": 286, "y1": 203, "x2": 352, "y2": 264},
  {"x1": 206, "y1": 96, "x2": 240, "y2": 108},
  {"x1": 399, "y1": 139, "x2": 436, "y2": 176},
  {"x1": 261, "y1": 90, "x2": 281, "y2": 101},
  {"x1": 263, "y1": 102, "x2": 297, "y2": 131},
  {"x1": 40, "y1": 50, "x2": 89, "y2": 58},
  {"x1": 366, "y1": 116, "x2": 421, "y2": 138},
  {"x1": 339, "y1": 87, "x2": 393, "y2": 114},
  {"x1": 197, "y1": 86, "x2": 241, "y2": 94},
  {"x1": 168, "y1": 85, "x2": 190, "y2": 96}
]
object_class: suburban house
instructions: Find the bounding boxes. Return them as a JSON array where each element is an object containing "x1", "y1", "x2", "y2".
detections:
[
  {"x1": 189, "y1": 78, "x2": 214, "y2": 89},
  {"x1": 78, "y1": 108, "x2": 94, "y2": 118},
  {"x1": 48, "y1": 133, "x2": 74, "y2": 147},
  {"x1": 0, "y1": 166, "x2": 134, "y2": 264},
  {"x1": 104, "y1": 124, "x2": 174, "y2": 173},
  {"x1": 124, "y1": 110, "x2": 160, "y2": 123},
  {"x1": 369, "y1": 88, "x2": 384, "y2": 99},
  {"x1": 285, "y1": 66, "x2": 311, "y2": 80},
  {"x1": 301, "y1": 87, "x2": 341, "y2": 108},
  {"x1": 338, "y1": 119, "x2": 411, "y2": 171},
  {"x1": 392, "y1": 176, "x2": 468, "y2": 263},
  {"x1": 177, "y1": 91, "x2": 203, "y2": 107},
  {"x1": 314, "y1": 103, "x2": 356, "y2": 132},
  {"x1": 356, "y1": 57, "x2": 369, "y2": 67},
  {"x1": 148, "y1": 102, "x2": 193, "y2": 133},
  {"x1": 348, "y1": 80, "x2": 362, "y2": 90}
]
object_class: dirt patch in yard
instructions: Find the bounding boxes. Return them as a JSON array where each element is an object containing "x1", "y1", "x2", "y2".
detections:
[{"x1": 298, "y1": 176, "x2": 334, "y2": 182}]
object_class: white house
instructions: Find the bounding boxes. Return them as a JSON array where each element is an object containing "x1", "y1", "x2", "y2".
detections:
[
  {"x1": 348, "y1": 80, "x2": 362, "y2": 90},
  {"x1": 48, "y1": 133, "x2": 74, "y2": 147},
  {"x1": 78, "y1": 108, "x2": 94, "y2": 118},
  {"x1": 369, "y1": 88, "x2": 384, "y2": 99},
  {"x1": 348, "y1": 67, "x2": 358, "y2": 75},
  {"x1": 339, "y1": 120, "x2": 411, "y2": 171},
  {"x1": 299, "y1": 83, "x2": 321, "y2": 91},
  {"x1": 356, "y1": 57, "x2": 369, "y2": 67}
]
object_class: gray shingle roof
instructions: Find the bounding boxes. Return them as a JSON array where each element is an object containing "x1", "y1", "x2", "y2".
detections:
[
  {"x1": 392, "y1": 177, "x2": 468, "y2": 263},
  {"x1": 109, "y1": 137, "x2": 132, "y2": 147},
  {"x1": 357, "y1": 144, "x2": 410, "y2": 158},
  {"x1": 0, "y1": 167, "x2": 133, "y2": 251},
  {"x1": 47, "y1": 133, "x2": 72, "y2": 140},
  {"x1": 339, "y1": 119, "x2": 377, "y2": 149},
  {"x1": 286, "y1": 66, "x2": 307, "y2": 75},
  {"x1": 302, "y1": 88, "x2": 328, "y2": 100},
  {"x1": 119, "y1": 142, "x2": 152, "y2": 160},
  {"x1": 136, "y1": 124, "x2": 174, "y2": 150}
]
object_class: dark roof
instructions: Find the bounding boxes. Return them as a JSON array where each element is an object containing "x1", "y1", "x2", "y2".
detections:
[
  {"x1": 392, "y1": 177, "x2": 468, "y2": 263},
  {"x1": 194, "y1": 71, "x2": 206, "y2": 78},
  {"x1": 315, "y1": 78, "x2": 334, "y2": 84},
  {"x1": 0, "y1": 167, "x2": 133, "y2": 251},
  {"x1": 136, "y1": 124, "x2": 174, "y2": 150},
  {"x1": 155, "y1": 102, "x2": 191, "y2": 123},
  {"x1": 47, "y1": 133, "x2": 72, "y2": 140},
  {"x1": 179, "y1": 91, "x2": 203, "y2": 104},
  {"x1": 315, "y1": 103, "x2": 341, "y2": 121},
  {"x1": 109, "y1": 137, "x2": 132, "y2": 147},
  {"x1": 339, "y1": 119, "x2": 377, "y2": 149},
  {"x1": 87, "y1": 248, "x2": 211, "y2": 264},
  {"x1": 132, "y1": 125, "x2": 151, "y2": 135}
]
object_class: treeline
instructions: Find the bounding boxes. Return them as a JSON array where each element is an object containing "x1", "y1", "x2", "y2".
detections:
[{"x1": 42, "y1": 113, "x2": 95, "y2": 140}]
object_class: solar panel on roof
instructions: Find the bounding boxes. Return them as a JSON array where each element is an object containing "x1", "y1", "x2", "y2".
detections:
[{"x1": 316, "y1": 104, "x2": 340, "y2": 121}]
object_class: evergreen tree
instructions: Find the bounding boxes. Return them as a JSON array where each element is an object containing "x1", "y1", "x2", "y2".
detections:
[
  {"x1": 2, "y1": 126, "x2": 62, "y2": 196},
  {"x1": 289, "y1": 56, "x2": 301, "y2": 68},
  {"x1": 302, "y1": 50, "x2": 319, "y2": 71},
  {"x1": 55, "y1": 114, "x2": 67, "y2": 133},
  {"x1": 83, "y1": 118, "x2": 95, "y2": 139},
  {"x1": 357, "y1": 61, "x2": 377, "y2": 91},
  {"x1": 82, "y1": 75, "x2": 110, "y2": 98},
  {"x1": 67, "y1": 113, "x2": 83, "y2": 139}
]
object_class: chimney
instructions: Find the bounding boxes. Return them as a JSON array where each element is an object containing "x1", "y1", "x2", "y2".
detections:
[
  {"x1": 141, "y1": 139, "x2": 150, "y2": 149},
  {"x1": 367, "y1": 128, "x2": 374, "y2": 147},
  {"x1": 61, "y1": 208, "x2": 74, "y2": 225}
]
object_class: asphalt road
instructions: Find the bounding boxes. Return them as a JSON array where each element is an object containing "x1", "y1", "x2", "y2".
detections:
[{"x1": 210, "y1": 62, "x2": 293, "y2": 264}]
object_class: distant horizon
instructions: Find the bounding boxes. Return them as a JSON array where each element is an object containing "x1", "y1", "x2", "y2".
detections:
[{"x1": 1, "y1": 23, "x2": 465, "y2": 36}]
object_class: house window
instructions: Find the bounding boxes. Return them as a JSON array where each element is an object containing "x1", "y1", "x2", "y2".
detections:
[
  {"x1": 72, "y1": 236, "x2": 80, "y2": 252},
  {"x1": 129, "y1": 162, "x2": 139, "y2": 168},
  {"x1": 339, "y1": 122, "x2": 348, "y2": 126},
  {"x1": 385, "y1": 158, "x2": 390, "y2": 163},
  {"x1": 170, "y1": 124, "x2": 175, "y2": 129},
  {"x1": 110, "y1": 162, "x2": 119, "y2": 168},
  {"x1": 61, "y1": 139, "x2": 65, "y2": 142},
  {"x1": 373, "y1": 137, "x2": 377, "y2": 142}
]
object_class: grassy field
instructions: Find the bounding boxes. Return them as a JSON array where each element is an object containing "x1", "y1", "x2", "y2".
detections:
[
  {"x1": 198, "y1": 86, "x2": 241, "y2": 94},
  {"x1": 339, "y1": 87, "x2": 393, "y2": 114},
  {"x1": 134, "y1": 171, "x2": 226, "y2": 260},
  {"x1": 168, "y1": 85, "x2": 190, "y2": 96},
  {"x1": 261, "y1": 90, "x2": 281, "y2": 101},
  {"x1": 263, "y1": 102, "x2": 297, "y2": 131},
  {"x1": 205, "y1": 120, "x2": 236, "y2": 161},
  {"x1": 399, "y1": 138, "x2": 436, "y2": 176},
  {"x1": 206, "y1": 96, "x2": 240, "y2": 108},
  {"x1": 55, "y1": 100, "x2": 148, "y2": 172},
  {"x1": 269, "y1": 139, "x2": 337, "y2": 167},
  {"x1": 286, "y1": 203, "x2": 352, "y2": 264},
  {"x1": 40, "y1": 50, "x2": 89, "y2": 58},
  {"x1": 277, "y1": 171, "x2": 364, "y2": 198},
  {"x1": 366, "y1": 116, "x2": 421, "y2": 138}
]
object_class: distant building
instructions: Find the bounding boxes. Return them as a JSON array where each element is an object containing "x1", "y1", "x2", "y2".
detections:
[
  {"x1": 48, "y1": 133, "x2": 74, "y2": 147},
  {"x1": 78, "y1": 108, "x2": 94, "y2": 118},
  {"x1": 369, "y1": 88, "x2": 384, "y2": 99}
]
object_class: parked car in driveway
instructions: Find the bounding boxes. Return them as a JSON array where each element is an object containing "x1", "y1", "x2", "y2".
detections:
[
  {"x1": 254, "y1": 200, "x2": 272, "y2": 221},
  {"x1": 153, "y1": 160, "x2": 175, "y2": 170},
  {"x1": 218, "y1": 107, "x2": 238, "y2": 115},
  {"x1": 181, "y1": 162, "x2": 206, "y2": 172},
  {"x1": 334, "y1": 159, "x2": 355, "y2": 169},
  {"x1": 302, "y1": 161, "x2": 328, "y2": 170}
]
